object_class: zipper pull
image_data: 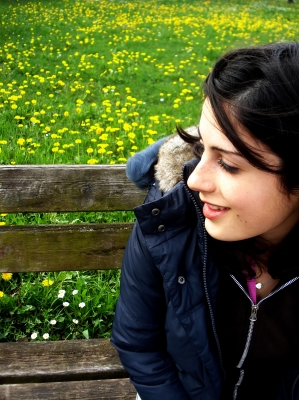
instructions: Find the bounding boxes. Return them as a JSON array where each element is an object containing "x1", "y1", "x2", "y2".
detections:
[{"x1": 249, "y1": 305, "x2": 259, "y2": 321}]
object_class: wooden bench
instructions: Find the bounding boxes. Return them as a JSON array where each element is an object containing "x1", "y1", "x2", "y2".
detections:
[{"x1": 0, "y1": 164, "x2": 146, "y2": 400}]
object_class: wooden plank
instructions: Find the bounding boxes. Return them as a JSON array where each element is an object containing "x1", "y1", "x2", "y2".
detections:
[
  {"x1": 0, "y1": 339, "x2": 128, "y2": 385},
  {"x1": 0, "y1": 223, "x2": 134, "y2": 273},
  {"x1": 0, "y1": 378, "x2": 136, "y2": 400},
  {"x1": 0, "y1": 165, "x2": 146, "y2": 212}
]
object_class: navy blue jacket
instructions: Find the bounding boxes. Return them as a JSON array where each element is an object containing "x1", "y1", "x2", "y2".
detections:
[
  {"x1": 111, "y1": 159, "x2": 223, "y2": 399},
  {"x1": 111, "y1": 158, "x2": 299, "y2": 400}
]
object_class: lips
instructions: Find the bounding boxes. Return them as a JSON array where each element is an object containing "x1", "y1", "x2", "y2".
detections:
[
  {"x1": 207, "y1": 203, "x2": 227, "y2": 211},
  {"x1": 202, "y1": 202, "x2": 229, "y2": 220}
]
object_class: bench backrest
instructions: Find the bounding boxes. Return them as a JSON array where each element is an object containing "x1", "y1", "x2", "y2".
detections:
[{"x1": 0, "y1": 165, "x2": 146, "y2": 273}]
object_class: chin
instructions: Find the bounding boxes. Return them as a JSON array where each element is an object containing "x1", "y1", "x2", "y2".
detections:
[{"x1": 205, "y1": 221, "x2": 247, "y2": 242}]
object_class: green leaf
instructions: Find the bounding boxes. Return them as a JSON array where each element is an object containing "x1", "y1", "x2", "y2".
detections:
[{"x1": 82, "y1": 329, "x2": 89, "y2": 339}]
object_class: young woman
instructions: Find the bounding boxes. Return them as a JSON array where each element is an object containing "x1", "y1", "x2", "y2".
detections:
[{"x1": 111, "y1": 42, "x2": 299, "y2": 400}]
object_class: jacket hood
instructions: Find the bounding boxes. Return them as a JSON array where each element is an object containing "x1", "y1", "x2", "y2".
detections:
[
  {"x1": 154, "y1": 126, "x2": 198, "y2": 193},
  {"x1": 126, "y1": 127, "x2": 198, "y2": 192}
]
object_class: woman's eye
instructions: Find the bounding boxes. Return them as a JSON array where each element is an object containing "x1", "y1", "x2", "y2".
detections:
[{"x1": 218, "y1": 159, "x2": 239, "y2": 174}]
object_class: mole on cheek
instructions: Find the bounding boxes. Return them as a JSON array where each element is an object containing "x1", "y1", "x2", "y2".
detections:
[{"x1": 236, "y1": 214, "x2": 246, "y2": 223}]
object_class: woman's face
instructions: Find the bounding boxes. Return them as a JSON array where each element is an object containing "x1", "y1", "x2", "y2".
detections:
[{"x1": 187, "y1": 100, "x2": 299, "y2": 244}]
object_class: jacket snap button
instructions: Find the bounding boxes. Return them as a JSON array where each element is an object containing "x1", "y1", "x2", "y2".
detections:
[
  {"x1": 151, "y1": 208, "x2": 160, "y2": 216},
  {"x1": 158, "y1": 225, "x2": 165, "y2": 232},
  {"x1": 178, "y1": 276, "x2": 185, "y2": 284}
]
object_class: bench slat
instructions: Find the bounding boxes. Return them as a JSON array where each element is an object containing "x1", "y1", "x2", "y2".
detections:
[
  {"x1": 0, "y1": 165, "x2": 146, "y2": 212},
  {"x1": 0, "y1": 378, "x2": 136, "y2": 400},
  {"x1": 0, "y1": 223, "x2": 133, "y2": 272},
  {"x1": 0, "y1": 339, "x2": 128, "y2": 385}
]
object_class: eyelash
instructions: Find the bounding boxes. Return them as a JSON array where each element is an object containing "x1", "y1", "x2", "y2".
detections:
[
  {"x1": 195, "y1": 140, "x2": 239, "y2": 174},
  {"x1": 218, "y1": 159, "x2": 239, "y2": 174}
]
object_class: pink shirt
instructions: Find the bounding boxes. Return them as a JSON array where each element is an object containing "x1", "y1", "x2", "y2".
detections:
[{"x1": 246, "y1": 275, "x2": 256, "y2": 304}]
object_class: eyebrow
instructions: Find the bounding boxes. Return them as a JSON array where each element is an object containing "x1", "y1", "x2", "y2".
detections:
[
  {"x1": 199, "y1": 129, "x2": 243, "y2": 158},
  {"x1": 211, "y1": 145, "x2": 243, "y2": 157}
]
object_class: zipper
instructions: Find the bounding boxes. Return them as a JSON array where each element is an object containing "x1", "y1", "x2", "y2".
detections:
[
  {"x1": 291, "y1": 373, "x2": 299, "y2": 400},
  {"x1": 182, "y1": 163, "x2": 225, "y2": 379},
  {"x1": 230, "y1": 274, "x2": 299, "y2": 399}
]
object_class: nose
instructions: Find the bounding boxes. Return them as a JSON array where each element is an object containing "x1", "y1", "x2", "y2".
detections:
[{"x1": 187, "y1": 157, "x2": 216, "y2": 193}]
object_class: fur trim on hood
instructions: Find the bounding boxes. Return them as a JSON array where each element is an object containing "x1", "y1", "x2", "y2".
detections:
[
  {"x1": 125, "y1": 126, "x2": 198, "y2": 191},
  {"x1": 154, "y1": 126, "x2": 198, "y2": 193}
]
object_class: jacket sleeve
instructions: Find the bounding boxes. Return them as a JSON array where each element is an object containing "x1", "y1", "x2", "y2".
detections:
[{"x1": 111, "y1": 223, "x2": 191, "y2": 400}]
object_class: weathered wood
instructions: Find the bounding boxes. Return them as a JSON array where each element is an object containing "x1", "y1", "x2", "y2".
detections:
[
  {"x1": 0, "y1": 223, "x2": 134, "y2": 273},
  {"x1": 0, "y1": 378, "x2": 136, "y2": 400},
  {"x1": 0, "y1": 164, "x2": 143, "y2": 398},
  {"x1": 0, "y1": 165, "x2": 146, "y2": 212},
  {"x1": 0, "y1": 339, "x2": 128, "y2": 384}
]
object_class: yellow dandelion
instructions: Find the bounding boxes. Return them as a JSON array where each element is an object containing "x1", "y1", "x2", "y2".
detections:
[
  {"x1": 0, "y1": 222, "x2": 6, "y2": 226},
  {"x1": 42, "y1": 278, "x2": 54, "y2": 287},
  {"x1": 64, "y1": 111, "x2": 69, "y2": 117},
  {"x1": 0, "y1": 291, "x2": 4, "y2": 298},
  {"x1": 86, "y1": 147, "x2": 93, "y2": 154},
  {"x1": 75, "y1": 139, "x2": 82, "y2": 144},
  {"x1": 17, "y1": 138, "x2": 25, "y2": 145},
  {"x1": 123, "y1": 123, "x2": 131, "y2": 131},
  {"x1": 87, "y1": 158, "x2": 98, "y2": 164},
  {"x1": 1, "y1": 272, "x2": 13, "y2": 281}
]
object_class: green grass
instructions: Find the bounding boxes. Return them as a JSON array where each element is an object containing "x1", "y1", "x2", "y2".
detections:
[
  {"x1": 0, "y1": 0, "x2": 298, "y2": 341},
  {"x1": 0, "y1": 270, "x2": 121, "y2": 341}
]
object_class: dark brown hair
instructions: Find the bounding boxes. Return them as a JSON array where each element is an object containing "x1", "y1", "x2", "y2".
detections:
[{"x1": 178, "y1": 42, "x2": 299, "y2": 278}]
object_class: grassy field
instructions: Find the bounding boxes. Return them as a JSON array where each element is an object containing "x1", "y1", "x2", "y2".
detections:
[{"x1": 0, "y1": 0, "x2": 298, "y2": 341}]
